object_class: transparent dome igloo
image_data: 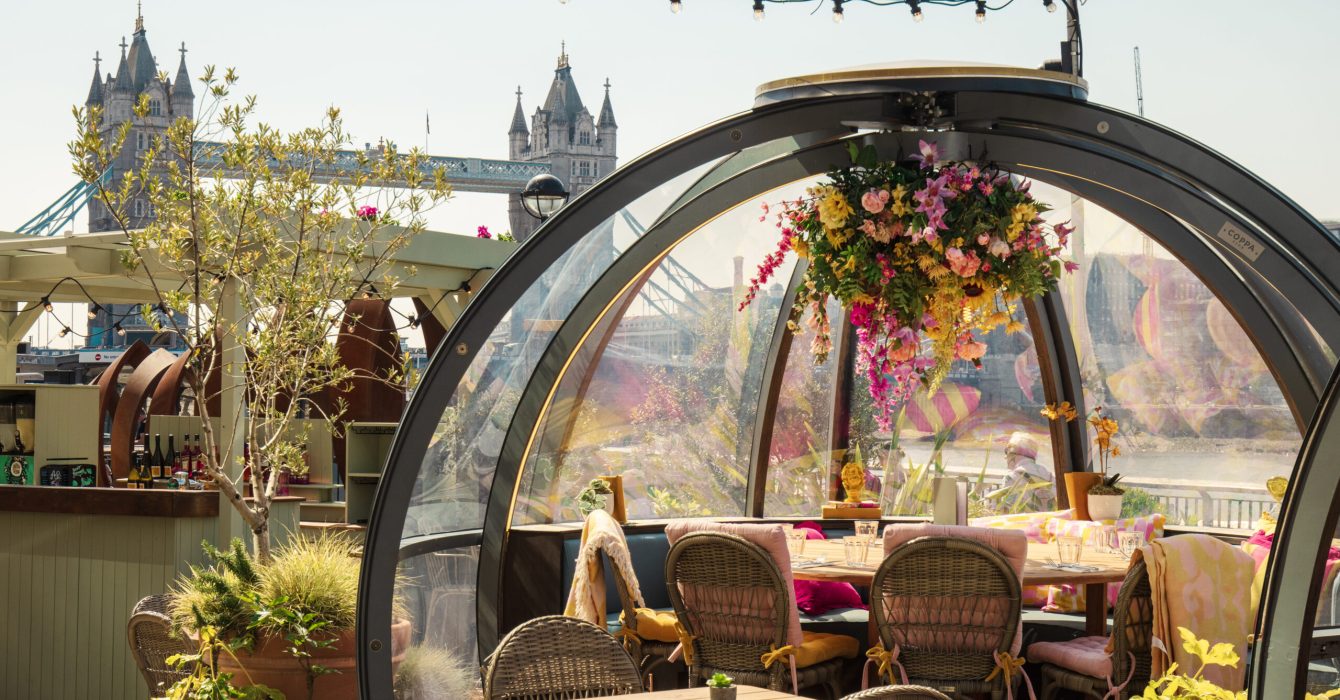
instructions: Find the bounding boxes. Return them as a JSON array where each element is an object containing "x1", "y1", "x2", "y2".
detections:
[{"x1": 357, "y1": 64, "x2": 1340, "y2": 698}]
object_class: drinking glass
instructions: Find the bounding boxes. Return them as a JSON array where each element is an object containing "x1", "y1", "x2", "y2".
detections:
[
  {"x1": 1095, "y1": 524, "x2": 1118, "y2": 553},
  {"x1": 1057, "y1": 534, "x2": 1084, "y2": 565},
  {"x1": 855, "y1": 520, "x2": 879, "y2": 543},
  {"x1": 843, "y1": 536, "x2": 867, "y2": 567},
  {"x1": 1118, "y1": 530, "x2": 1146, "y2": 558},
  {"x1": 785, "y1": 529, "x2": 807, "y2": 557}
]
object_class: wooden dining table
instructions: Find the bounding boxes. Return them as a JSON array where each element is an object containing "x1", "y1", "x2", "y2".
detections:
[
  {"x1": 791, "y1": 538, "x2": 1132, "y2": 636},
  {"x1": 604, "y1": 687, "x2": 806, "y2": 699}
]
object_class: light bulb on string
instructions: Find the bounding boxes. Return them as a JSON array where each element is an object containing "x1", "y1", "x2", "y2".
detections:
[
  {"x1": 910, "y1": 0, "x2": 923, "y2": 21},
  {"x1": 753, "y1": 0, "x2": 764, "y2": 20},
  {"x1": 87, "y1": 303, "x2": 102, "y2": 320},
  {"x1": 975, "y1": 1, "x2": 986, "y2": 23},
  {"x1": 669, "y1": 0, "x2": 681, "y2": 13},
  {"x1": 42, "y1": 296, "x2": 53, "y2": 313},
  {"x1": 1044, "y1": 0, "x2": 1057, "y2": 11},
  {"x1": 58, "y1": 326, "x2": 70, "y2": 338},
  {"x1": 832, "y1": 0, "x2": 844, "y2": 23},
  {"x1": 114, "y1": 323, "x2": 125, "y2": 337}
]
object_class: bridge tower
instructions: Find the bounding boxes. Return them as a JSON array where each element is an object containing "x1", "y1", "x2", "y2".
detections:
[
  {"x1": 507, "y1": 45, "x2": 617, "y2": 242},
  {"x1": 81, "y1": 6, "x2": 192, "y2": 350}
]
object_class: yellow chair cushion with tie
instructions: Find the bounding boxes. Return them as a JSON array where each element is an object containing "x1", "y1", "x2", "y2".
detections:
[
  {"x1": 624, "y1": 607, "x2": 681, "y2": 643},
  {"x1": 793, "y1": 630, "x2": 860, "y2": 668}
]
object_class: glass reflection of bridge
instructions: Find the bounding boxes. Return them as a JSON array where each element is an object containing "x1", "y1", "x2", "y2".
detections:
[{"x1": 15, "y1": 141, "x2": 554, "y2": 238}]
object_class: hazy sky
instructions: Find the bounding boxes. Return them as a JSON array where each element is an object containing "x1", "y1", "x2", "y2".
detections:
[{"x1": 1, "y1": 0, "x2": 1337, "y2": 345}]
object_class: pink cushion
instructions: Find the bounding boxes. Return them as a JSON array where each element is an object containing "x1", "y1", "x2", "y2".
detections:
[
  {"x1": 793, "y1": 525, "x2": 867, "y2": 615},
  {"x1": 881, "y1": 523, "x2": 1027, "y2": 655},
  {"x1": 1027, "y1": 635, "x2": 1113, "y2": 679},
  {"x1": 664, "y1": 520, "x2": 804, "y2": 646}
]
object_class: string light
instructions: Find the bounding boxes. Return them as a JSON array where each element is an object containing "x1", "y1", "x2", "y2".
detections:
[
  {"x1": 114, "y1": 323, "x2": 126, "y2": 337},
  {"x1": 41, "y1": 296, "x2": 53, "y2": 313},
  {"x1": 1044, "y1": 0, "x2": 1057, "y2": 11},
  {"x1": 975, "y1": 1, "x2": 986, "y2": 22},
  {"x1": 87, "y1": 303, "x2": 102, "y2": 320},
  {"x1": 910, "y1": 0, "x2": 923, "y2": 21},
  {"x1": 669, "y1": 0, "x2": 681, "y2": 13},
  {"x1": 832, "y1": 0, "x2": 845, "y2": 23},
  {"x1": 753, "y1": 0, "x2": 764, "y2": 20},
  {"x1": 58, "y1": 326, "x2": 70, "y2": 338}
]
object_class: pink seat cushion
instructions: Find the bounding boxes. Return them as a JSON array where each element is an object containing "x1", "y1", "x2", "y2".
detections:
[
  {"x1": 793, "y1": 525, "x2": 866, "y2": 615},
  {"x1": 664, "y1": 520, "x2": 804, "y2": 646},
  {"x1": 881, "y1": 523, "x2": 1027, "y2": 656},
  {"x1": 1027, "y1": 635, "x2": 1113, "y2": 679}
]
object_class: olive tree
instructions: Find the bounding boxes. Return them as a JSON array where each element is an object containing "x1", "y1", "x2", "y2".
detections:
[{"x1": 71, "y1": 67, "x2": 449, "y2": 561}]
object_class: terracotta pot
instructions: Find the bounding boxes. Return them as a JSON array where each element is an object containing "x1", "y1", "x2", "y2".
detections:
[
  {"x1": 1063, "y1": 472, "x2": 1102, "y2": 521},
  {"x1": 1087, "y1": 493, "x2": 1124, "y2": 522},
  {"x1": 215, "y1": 619, "x2": 411, "y2": 700}
]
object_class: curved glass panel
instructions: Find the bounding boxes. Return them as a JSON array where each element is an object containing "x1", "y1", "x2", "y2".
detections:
[
  {"x1": 764, "y1": 297, "x2": 841, "y2": 516},
  {"x1": 392, "y1": 544, "x2": 481, "y2": 697},
  {"x1": 400, "y1": 160, "x2": 725, "y2": 539},
  {"x1": 848, "y1": 302, "x2": 1055, "y2": 518},
  {"x1": 511, "y1": 182, "x2": 814, "y2": 524},
  {"x1": 1039, "y1": 183, "x2": 1299, "y2": 528}
]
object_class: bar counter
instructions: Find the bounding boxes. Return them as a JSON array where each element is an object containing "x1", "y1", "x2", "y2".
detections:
[{"x1": 0, "y1": 484, "x2": 219, "y2": 517}]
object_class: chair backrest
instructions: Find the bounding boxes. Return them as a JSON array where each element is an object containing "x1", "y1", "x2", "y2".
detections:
[
  {"x1": 664, "y1": 531, "x2": 791, "y2": 675},
  {"x1": 126, "y1": 594, "x2": 191, "y2": 695},
  {"x1": 871, "y1": 534, "x2": 1023, "y2": 683},
  {"x1": 664, "y1": 519, "x2": 803, "y2": 646},
  {"x1": 1109, "y1": 557, "x2": 1154, "y2": 687},
  {"x1": 841, "y1": 685, "x2": 954, "y2": 699},
  {"x1": 484, "y1": 615, "x2": 643, "y2": 700}
]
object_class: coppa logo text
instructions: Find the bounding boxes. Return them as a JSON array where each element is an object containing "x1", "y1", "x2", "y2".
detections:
[{"x1": 1216, "y1": 221, "x2": 1263, "y2": 262}]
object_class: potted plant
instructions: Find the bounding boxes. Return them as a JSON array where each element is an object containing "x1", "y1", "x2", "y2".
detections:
[
  {"x1": 706, "y1": 672, "x2": 736, "y2": 700},
  {"x1": 167, "y1": 534, "x2": 411, "y2": 700},
  {"x1": 576, "y1": 477, "x2": 613, "y2": 517},
  {"x1": 1044, "y1": 402, "x2": 1124, "y2": 521},
  {"x1": 1144, "y1": 627, "x2": 1340, "y2": 699}
]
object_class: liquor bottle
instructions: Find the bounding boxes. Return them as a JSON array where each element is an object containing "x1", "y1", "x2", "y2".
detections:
[
  {"x1": 152, "y1": 434, "x2": 165, "y2": 479},
  {"x1": 12, "y1": 428, "x2": 24, "y2": 456},
  {"x1": 193, "y1": 434, "x2": 205, "y2": 479},
  {"x1": 138, "y1": 432, "x2": 152, "y2": 489},
  {"x1": 168, "y1": 435, "x2": 181, "y2": 480}
]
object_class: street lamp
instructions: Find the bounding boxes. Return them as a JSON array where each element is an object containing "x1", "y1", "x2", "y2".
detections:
[{"x1": 520, "y1": 173, "x2": 570, "y2": 222}]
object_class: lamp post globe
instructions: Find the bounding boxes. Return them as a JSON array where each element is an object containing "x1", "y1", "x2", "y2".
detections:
[{"x1": 520, "y1": 173, "x2": 570, "y2": 222}]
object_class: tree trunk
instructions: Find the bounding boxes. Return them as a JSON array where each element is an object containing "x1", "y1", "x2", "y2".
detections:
[{"x1": 253, "y1": 522, "x2": 272, "y2": 564}]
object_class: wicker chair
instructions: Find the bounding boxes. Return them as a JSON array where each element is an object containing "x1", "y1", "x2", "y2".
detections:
[
  {"x1": 870, "y1": 536, "x2": 1023, "y2": 699},
  {"x1": 842, "y1": 685, "x2": 954, "y2": 699},
  {"x1": 127, "y1": 594, "x2": 191, "y2": 696},
  {"x1": 665, "y1": 531, "x2": 851, "y2": 698},
  {"x1": 483, "y1": 615, "x2": 643, "y2": 700},
  {"x1": 602, "y1": 549, "x2": 678, "y2": 680},
  {"x1": 1029, "y1": 559, "x2": 1153, "y2": 699}
]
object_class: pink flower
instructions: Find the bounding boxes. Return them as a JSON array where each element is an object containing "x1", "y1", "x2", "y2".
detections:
[
  {"x1": 945, "y1": 247, "x2": 982, "y2": 278},
  {"x1": 861, "y1": 189, "x2": 886, "y2": 214},
  {"x1": 915, "y1": 140, "x2": 941, "y2": 169},
  {"x1": 988, "y1": 237, "x2": 1011, "y2": 258},
  {"x1": 849, "y1": 302, "x2": 874, "y2": 329},
  {"x1": 476, "y1": 225, "x2": 493, "y2": 239},
  {"x1": 978, "y1": 182, "x2": 995, "y2": 197},
  {"x1": 977, "y1": 233, "x2": 991, "y2": 246},
  {"x1": 357, "y1": 205, "x2": 379, "y2": 220},
  {"x1": 1064, "y1": 260, "x2": 1080, "y2": 273},
  {"x1": 956, "y1": 337, "x2": 988, "y2": 361}
]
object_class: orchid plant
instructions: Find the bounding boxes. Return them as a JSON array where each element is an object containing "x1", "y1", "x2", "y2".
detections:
[
  {"x1": 1043, "y1": 401, "x2": 1124, "y2": 495},
  {"x1": 742, "y1": 140, "x2": 1073, "y2": 430}
]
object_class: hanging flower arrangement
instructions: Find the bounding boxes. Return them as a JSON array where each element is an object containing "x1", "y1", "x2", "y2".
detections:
[{"x1": 742, "y1": 141, "x2": 1075, "y2": 430}]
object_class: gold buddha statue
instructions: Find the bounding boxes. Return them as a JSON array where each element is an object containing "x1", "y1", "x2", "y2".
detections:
[{"x1": 840, "y1": 460, "x2": 866, "y2": 503}]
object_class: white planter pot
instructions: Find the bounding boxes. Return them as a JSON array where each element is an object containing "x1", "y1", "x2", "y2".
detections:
[{"x1": 1087, "y1": 493, "x2": 1123, "y2": 521}]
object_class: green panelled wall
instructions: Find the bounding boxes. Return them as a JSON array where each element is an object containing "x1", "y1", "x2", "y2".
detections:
[{"x1": 0, "y1": 510, "x2": 213, "y2": 699}]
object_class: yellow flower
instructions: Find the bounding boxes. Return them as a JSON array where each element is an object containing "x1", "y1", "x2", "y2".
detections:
[
  {"x1": 826, "y1": 226, "x2": 852, "y2": 249},
  {"x1": 817, "y1": 189, "x2": 854, "y2": 229},
  {"x1": 889, "y1": 184, "x2": 910, "y2": 216},
  {"x1": 1042, "y1": 401, "x2": 1079, "y2": 422},
  {"x1": 1005, "y1": 319, "x2": 1026, "y2": 334},
  {"x1": 842, "y1": 255, "x2": 859, "y2": 274},
  {"x1": 793, "y1": 238, "x2": 810, "y2": 258}
]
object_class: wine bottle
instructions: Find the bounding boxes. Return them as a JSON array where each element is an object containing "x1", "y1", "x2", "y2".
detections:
[
  {"x1": 152, "y1": 434, "x2": 165, "y2": 479},
  {"x1": 139, "y1": 432, "x2": 152, "y2": 489},
  {"x1": 12, "y1": 428, "x2": 24, "y2": 455},
  {"x1": 193, "y1": 434, "x2": 205, "y2": 479},
  {"x1": 127, "y1": 446, "x2": 140, "y2": 489},
  {"x1": 168, "y1": 435, "x2": 180, "y2": 479}
]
